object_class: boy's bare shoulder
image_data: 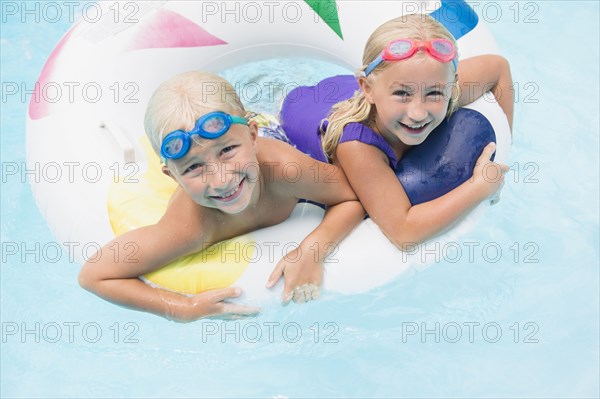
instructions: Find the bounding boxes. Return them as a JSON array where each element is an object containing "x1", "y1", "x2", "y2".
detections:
[
  {"x1": 158, "y1": 187, "x2": 217, "y2": 245},
  {"x1": 257, "y1": 136, "x2": 298, "y2": 163},
  {"x1": 256, "y1": 137, "x2": 300, "y2": 181}
]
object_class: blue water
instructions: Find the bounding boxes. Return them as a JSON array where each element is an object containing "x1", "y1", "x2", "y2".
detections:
[{"x1": 1, "y1": 1, "x2": 599, "y2": 398}]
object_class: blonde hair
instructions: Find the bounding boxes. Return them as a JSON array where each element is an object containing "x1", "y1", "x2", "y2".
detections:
[
  {"x1": 144, "y1": 71, "x2": 246, "y2": 155},
  {"x1": 322, "y1": 14, "x2": 460, "y2": 160}
]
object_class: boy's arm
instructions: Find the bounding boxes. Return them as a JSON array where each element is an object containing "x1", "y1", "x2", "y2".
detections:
[
  {"x1": 266, "y1": 197, "x2": 365, "y2": 303},
  {"x1": 264, "y1": 139, "x2": 365, "y2": 245},
  {"x1": 290, "y1": 159, "x2": 365, "y2": 264},
  {"x1": 265, "y1": 142, "x2": 365, "y2": 302},
  {"x1": 78, "y1": 191, "x2": 259, "y2": 321},
  {"x1": 457, "y1": 55, "x2": 514, "y2": 130}
]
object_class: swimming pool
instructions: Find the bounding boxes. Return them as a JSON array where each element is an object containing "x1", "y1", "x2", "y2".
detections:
[{"x1": 1, "y1": 1, "x2": 599, "y2": 397}]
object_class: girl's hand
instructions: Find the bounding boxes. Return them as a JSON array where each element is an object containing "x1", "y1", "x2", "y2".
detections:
[
  {"x1": 472, "y1": 142, "x2": 510, "y2": 202},
  {"x1": 167, "y1": 287, "x2": 261, "y2": 322},
  {"x1": 266, "y1": 247, "x2": 323, "y2": 304}
]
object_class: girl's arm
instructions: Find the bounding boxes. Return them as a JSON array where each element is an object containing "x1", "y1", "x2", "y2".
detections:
[
  {"x1": 457, "y1": 55, "x2": 514, "y2": 130},
  {"x1": 336, "y1": 140, "x2": 507, "y2": 251},
  {"x1": 78, "y1": 190, "x2": 259, "y2": 321}
]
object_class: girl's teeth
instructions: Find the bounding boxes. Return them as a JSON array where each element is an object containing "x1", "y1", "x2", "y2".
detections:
[{"x1": 401, "y1": 122, "x2": 428, "y2": 130}]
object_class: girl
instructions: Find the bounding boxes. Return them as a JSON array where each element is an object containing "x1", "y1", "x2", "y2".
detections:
[{"x1": 281, "y1": 14, "x2": 513, "y2": 250}]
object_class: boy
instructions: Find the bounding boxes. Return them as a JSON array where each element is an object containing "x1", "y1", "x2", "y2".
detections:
[{"x1": 78, "y1": 71, "x2": 364, "y2": 322}]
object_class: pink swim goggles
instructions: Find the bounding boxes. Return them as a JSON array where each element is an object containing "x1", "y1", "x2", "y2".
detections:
[{"x1": 364, "y1": 38, "x2": 457, "y2": 76}]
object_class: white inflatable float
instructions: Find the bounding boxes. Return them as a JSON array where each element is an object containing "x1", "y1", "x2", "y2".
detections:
[{"x1": 26, "y1": 0, "x2": 510, "y2": 303}]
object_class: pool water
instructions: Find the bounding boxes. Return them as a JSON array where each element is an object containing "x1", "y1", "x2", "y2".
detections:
[{"x1": 1, "y1": 1, "x2": 599, "y2": 398}]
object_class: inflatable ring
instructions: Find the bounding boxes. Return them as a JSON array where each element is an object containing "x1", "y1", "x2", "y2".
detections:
[{"x1": 27, "y1": 0, "x2": 511, "y2": 303}]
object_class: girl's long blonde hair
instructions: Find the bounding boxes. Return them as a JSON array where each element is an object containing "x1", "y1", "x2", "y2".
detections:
[{"x1": 322, "y1": 14, "x2": 460, "y2": 160}]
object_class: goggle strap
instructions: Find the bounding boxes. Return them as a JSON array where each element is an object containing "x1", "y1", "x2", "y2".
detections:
[
  {"x1": 364, "y1": 54, "x2": 383, "y2": 76},
  {"x1": 365, "y1": 53, "x2": 455, "y2": 76},
  {"x1": 231, "y1": 116, "x2": 249, "y2": 126}
]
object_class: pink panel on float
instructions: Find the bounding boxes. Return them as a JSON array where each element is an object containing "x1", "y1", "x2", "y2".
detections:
[
  {"x1": 28, "y1": 25, "x2": 77, "y2": 120},
  {"x1": 126, "y1": 9, "x2": 227, "y2": 51},
  {"x1": 29, "y1": 10, "x2": 226, "y2": 120}
]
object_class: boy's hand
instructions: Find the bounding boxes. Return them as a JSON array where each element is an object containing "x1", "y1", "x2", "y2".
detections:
[
  {"x1": 472, "y1": 142, "x2": 509, "y2": 202},
  {"x1": 177, "y1": 287, "x2": 261, "y2": 322},
  {"x1": 266, "y1": 247, "x2": 323, "y2": 304}
]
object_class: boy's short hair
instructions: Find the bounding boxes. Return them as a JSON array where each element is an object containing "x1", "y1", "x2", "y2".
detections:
[{"x1": 144, "y1": 71, "x2": 246, "y2": 155}]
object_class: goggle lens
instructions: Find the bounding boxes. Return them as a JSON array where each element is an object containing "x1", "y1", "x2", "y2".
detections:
[
  {"x1": 201, "y1": 114, "x2": 227, "y2": 134},
  {"x1": 389, "y1": 40, "x2": 412, "y2": 55},
  {"x1": 162, "y1": 135, "x2": 185, "y2": 158},
  {"x1": 431, "y1": 39, "x2": 453, "y2": 56}
]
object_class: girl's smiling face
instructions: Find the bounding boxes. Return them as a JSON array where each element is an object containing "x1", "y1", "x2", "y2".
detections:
[
  {"x1": 360, "y1": 56, "x2": 456, "y2": 154},
  {"x1": 164, "y1": 122, "x2": 260, "y2": 215}
]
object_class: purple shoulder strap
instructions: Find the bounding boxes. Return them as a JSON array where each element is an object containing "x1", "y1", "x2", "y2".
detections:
[{"x1": 280, "y1": 75, "x2": 394, "y2": 165}]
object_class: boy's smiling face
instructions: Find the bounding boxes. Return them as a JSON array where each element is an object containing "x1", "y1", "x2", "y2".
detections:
[{"x1": 163, "y1": 122, "x2": 261, "y2": 214}]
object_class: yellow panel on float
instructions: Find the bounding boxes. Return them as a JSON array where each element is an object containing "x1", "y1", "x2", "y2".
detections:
[{"x1": 107, "y1": 137, "x2": 252, "y2": 294}]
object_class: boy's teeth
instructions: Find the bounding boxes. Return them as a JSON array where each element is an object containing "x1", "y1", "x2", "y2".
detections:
[{"x1": 218, "y1": 182, "x2": 240, "y2": 198}]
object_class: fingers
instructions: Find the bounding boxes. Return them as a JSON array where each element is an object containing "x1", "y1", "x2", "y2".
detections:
[
  {"x1": 295, "y1": 290, "x2": 307, "y2": 304},
  {"x1": 217, "y1": 302, "x2": 261, "y2": 318},
  {"x1": 285, "y1": 284, "x2": 321, "y2": 305},
  {"x1": 294, "y1": 285, "x2": 320, "y2": 304},
  {"x1": 207, "y1": 288, "x2": 260, "y2": 318},
  {"x1": 475, "y1": 159, "x2": 508, "y2": 184},
  {"x1": 282, "y1": 290, "x2": 294, "y2": 305},
  {"x1": 293, "y1": 286, "x2": 320, "y2": 304},
  {"x1": 486, "y1": 162, "x2": 508, "y2": 181},
  {"x1": 206, "y1": 287, "x2": 242, "y2": 303},
  {"x1": 192, "y1": 287, "x2": 261, "y2": 320},
  {"x1": 266, "y1": 262, "x2": 285, "y2": 289},
  {"x1": 477, "y1": 142, "x2": 497, "y2": 161}
]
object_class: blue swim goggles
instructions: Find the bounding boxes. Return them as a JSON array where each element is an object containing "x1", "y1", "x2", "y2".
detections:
[{"x1": 160, "y1": 111, "x2": 248, "y2": 160}]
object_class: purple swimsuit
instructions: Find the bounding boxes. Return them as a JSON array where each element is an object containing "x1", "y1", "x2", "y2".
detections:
[
  {"x1": 280, "y1": 75, "x2": 390, "y2": 162},
  {"x1": 279, "y1": 75, "x2": 497, "y2": 205}
]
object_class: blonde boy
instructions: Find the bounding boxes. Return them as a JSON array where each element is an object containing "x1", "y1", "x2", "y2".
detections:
[{"x1": 78, "y1": 71, "x2": 364, "y2": 322}]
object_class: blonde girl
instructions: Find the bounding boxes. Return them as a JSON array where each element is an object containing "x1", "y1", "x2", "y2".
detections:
[{"x1": 281, "y1": 14, "x2": 513, "y2": 249}]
